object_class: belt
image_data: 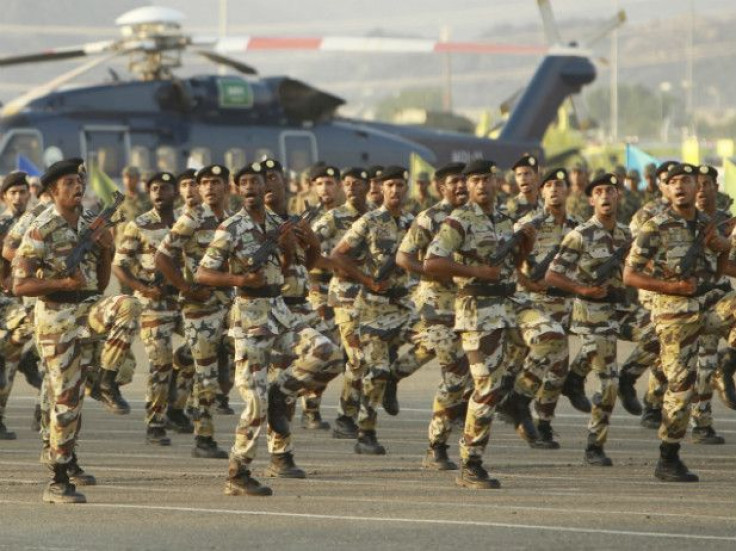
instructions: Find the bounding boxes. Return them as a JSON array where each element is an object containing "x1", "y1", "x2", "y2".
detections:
[
  {"x1": 578, "y1": 289, "x2": 626, "y2": 304},
  {"x1": 309, "y1": 273, "x2": 333, "y2": 284},
  {"x1": 43, "y1": 290, "x2": 100, "y2": 304},
  {"x1": 545, "y1": 287, "x2": 571, "y2": 298},
  {"x1": 237, "y1": 284, "x2": 281, "y2": 299},
  {"x1": 458, "y1": 283, "x2": 515, "y2": 298},
  {"x1": 365, "y1": 288, "x2": 409, "y2": 300},
  {"x1": 283, "y1": 296, "x2": 307, "y2": 306}
]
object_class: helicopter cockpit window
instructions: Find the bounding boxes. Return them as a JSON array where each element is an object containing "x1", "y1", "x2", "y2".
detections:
[
  {"x1": 188, "y1": 147, "x2": 211, "y2": 168},
  {"x1": 130, "y1": 146, "x2": 151, "y2": 173},
  {"x1": 156, "y1": 146, "x2": 178, "y2": 173},
  {"x1": 224, "y1": 148, "x2": 246, "y2": 171},
  {"x1": 0, "y1": 130, "x2": 43, "y2": 175}
]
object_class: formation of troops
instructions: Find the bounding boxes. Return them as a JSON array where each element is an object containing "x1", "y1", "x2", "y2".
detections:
[{"x1": 1, "y1": 151, "x2": 736, "y2": 503}]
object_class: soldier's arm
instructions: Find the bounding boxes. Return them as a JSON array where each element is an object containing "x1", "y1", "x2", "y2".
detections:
[
  {"x1": 544, "y1": 230, "x2": 605, "y2": 298},
  {"x1": 423, "y1": 218, "x2": 499, "y2": 281},
  {"x1": 112, "y1": 222, "x2": 156, "y2": 296},
  {"x1": 195, "y1": 225, "x2": 264, "y2": 289},
  {"x1": 330, "y1": 215, "x2": 387, "y2": 292},
  {"x1": 94, "y1": 229, "x2": 115, "y2": 292},
  {"x1": 154, "y1": 212, "x2": 194, "y2": 292},
  {"x1": 396, "y1": 217, "x2": 430, "y2": 277}
]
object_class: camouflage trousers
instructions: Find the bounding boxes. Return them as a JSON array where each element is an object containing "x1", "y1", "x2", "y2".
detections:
[
  {"x1": 35, "y1": 294, "x2": 140, "y2": 464},
  {"x1": 229, "y1": 303, "x2": 342, "y2": 463},
  {"x1": 334, "y1": 303, "x2": 364, "y2": 420},
  {"x1": 358, "y1": 298, "x2": 428, "y2": 433},
  {"x1": 0, "y1": 299, "x2": 35, "y2": 418},
  {"x1": 459, "y1": 328, "x2": 508, "y2": 461},
  {"x1": 510, "y1": 298, "x2": 569, "y2": 421},
  {"x1": 577, "y1": 334, "x2": 617, "y2": 446},
  {"x1": 691, "y1": 334, "x2": 718, "y2": 429},
  {"x1": 657, "y1": 292, "x2": 736, "y2": 443},
  {"x1": 182, "y1": 303, "x2": 229, "y2": 439},
  {"x1": 140, "y1": 302, "x2": 196, "y2": 428}
]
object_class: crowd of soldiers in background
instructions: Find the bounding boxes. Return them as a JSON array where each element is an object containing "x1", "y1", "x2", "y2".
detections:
[{"x1": 1, "y1": 150, "x2": 735, "y2": 503}]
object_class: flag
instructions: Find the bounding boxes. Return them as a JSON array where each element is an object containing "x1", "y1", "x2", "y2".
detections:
[
  {"x1": 682, "y1": 137, "x2": 700, "y2": 164},
  {"x1": 723, "y1": 158, "x2": 736, "y2": 216},
  {"x1": 16, "y1": 154, "x2": 41, "y2": 176},
  {"x1": 88, "y1": 163, "x2": 120, "y2": 207},
  {"x1": 625, "y1": 144, "x2": 659, "y2": 191},
  {"x1": 409, "y1": 152, "x2": 437, "y2": 200}
]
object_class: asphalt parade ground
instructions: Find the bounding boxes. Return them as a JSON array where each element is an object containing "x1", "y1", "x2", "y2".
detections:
[{"x1": 1, "y1": 340, "x2": 735, "y2": 551}]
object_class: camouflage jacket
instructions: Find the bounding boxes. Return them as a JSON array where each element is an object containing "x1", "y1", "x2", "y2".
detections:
[
  {"x1": 116, "y1": 191, "x2": 152, "y2": 247},
  {"x1": 322, "y1": 202, "x2": 368, "y2": 307},
  {"x1": 629, "y1": 198, "x2": 669, "y2": 237},
  {"x1": 3, "y1": 201, "x2": 51, "y2": 257},
  {"x1": 337, "y1": 205, "x2": 414, "y2": 307},
  {"x1": 269, "y1": 209, "x2": 309, "y2": 300},
  {"x1": 565, "y1": 192, "x2": 592, "y2": 221},
  {"x1": 617, "y1": 188, "x2": 642, "y2": 225},
  {"x1": 627, "y1": 209, "x2": 720, "y2": 320},
  {"x1": 156, "y1": 204, "x2": 232, "y2": 309},
  {"x1": 404, "y1": 194, "x2": 435, "y2": 216},
  {"x1": 505, "y1": 192, "x2": 543, "y2": 221}
]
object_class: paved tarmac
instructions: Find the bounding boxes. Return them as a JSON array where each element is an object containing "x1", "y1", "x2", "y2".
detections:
[{"x1": 1, "y1": 339, "x2": 736, "y2": 550}]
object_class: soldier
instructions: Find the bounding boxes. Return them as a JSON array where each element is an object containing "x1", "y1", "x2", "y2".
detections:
[
  {"x1": 115, "y1": 166, "x2": 152, "y2": 283},
  {"x1": 365, "y1": 165, "x2": 384, "y2": 210},
  {"x1": 546, "y1": 173, "x2": 655, "y2": 467},
  {"x1": 196, "y1": 161, "x2": 342, "y2": 496},
  {"x1": 396, "y1": 161, "x2": 469, "y2": 469},
  {"x1": 113, "y1": 172, "x2": 195, "y2": 445},
  {"x1": 0, "y1": 171, "x2": 35, "y2": 439},
  {"x1": 315, "y1": 168, "x2": 370, "y2": 439},
  {"x1": 405, "y1": 171, "x2": 435, "y2": 215},
  {"x1": 13, "y1": 159, "x2": 141, "y2": 503},
  {"x1": 155, "y1": 164, "x2": 233, "y2": 459},
  {"x1": 424, "y1": 159, "x2": 536, "y2": 489},
  {"x1": 617, "y1": 169, "x2": 642, "y2": 225},
  {"x1": 509, "y1": 168, "x2": 580, "y2": 447},
  {"x1": 331, "y1": 165, "x2": 425, "y2": 455},
  {"x1": 624, "y1": 162, "x2": 736, "y2": 482},
  {"x1": 506, "y1": 154, "x2": 543, "y2": 220},
  {"x1": 565, "y1": 162, "x2": 592, "y2": 221},
  {"x1": 641, "y1": 163, "x2": 660, "y2": 205}
]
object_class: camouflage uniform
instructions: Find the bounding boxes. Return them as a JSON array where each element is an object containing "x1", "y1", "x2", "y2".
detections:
[
  {"x1": 398, "y1": 199, "x2": 469, "y2": 447},
  {"x1": 627, "y1": 209, "x2": 736, "y2": 444},
  {"x1": 617, "y1": 188, "x2": 642, "y2": 225},
  {"x1": 115, "y1": 191, "x2": 152, "y2": 294},
  {"x1": 426, "y1": 202, "x2": 520, "y2": 463},
  {"x1": 339, "y1": 206, "x2": 426, "y2": 437},
  {"x1": 13, "y1": 206, "x2": 140, "y2": 464},
  {"x1": 505, "y1": 193, "x2": 543, "y2": 221},
  {"x1": 321, "y1": 203, "x2": 367, "y2": 420},
  {"x1": 513, "y1": 212, "x2": 579, "y2": 421},
  {"x1": 641, "y1": 188, "x2": 661, "y2": 206},
  {"x1": 157, "y1": 204, "x2": 232, "y2": 439},
  {"x1": 550, "y1": 216, "x2": 658, "y2": 447},
  {"x1": 113, "y1": 209, "x2": 195, "y2": 430},
  {"x1": 199, "y1": 209, "x2": 342, "y2": 464},
  {"x1": 404, "y1": 195, "x2": 435, "y2": 217},
  {"x1": 566, "y1": 192, "x2": 592, "y2": 221}
]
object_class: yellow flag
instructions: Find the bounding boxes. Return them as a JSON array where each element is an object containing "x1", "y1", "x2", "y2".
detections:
[
  {"x1": 682, "y1": 137, "x2": 700, "y2": 164},
  {"x1": 88, "y1": 162, "x2": 120, "y2": 207},
  {"x1": 409, "y1": 152, "x2": 437, "y2": 200},
  {"x1": 723, "y1": 158, "x2": 736, "y2": 216}
]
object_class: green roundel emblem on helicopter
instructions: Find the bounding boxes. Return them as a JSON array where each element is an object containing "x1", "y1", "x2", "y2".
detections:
[{"x1": 217, "y1": 78, "x2": 254, "y2": 108}]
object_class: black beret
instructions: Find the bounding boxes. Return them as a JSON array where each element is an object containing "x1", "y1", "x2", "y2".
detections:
[
  {"x1": 146, "y1": 171, "x2": 176, "y2": 189},
  {"x1": 233, "y1": 162, "x2": 265, "y2": 182},
  {"x1": 1, "y1": 171, "x2": 30, "y2": 194},
  {"x1": 511, "y1": 153, "x2": 539, "y2": 172},
  {"x1": 176, "y1": 169, "x2": 197, "y2": 184},
  {"x1": 341, "y1": 167, "x2": 368, "y2": 180},
  {"x1": 366, "y1": 165, "x2": 384, "y2": 180},
  {"x1": 665, "y1": 163, "x2": 697, "y2": 182},
  {"x1": 262, "y1": 158, "x2": 283, "y2": 172},
  {"x1": 585, "y1": 172, "x2": 620, "y2": 196},
  {"x1": 378, "y1": 165, "x2": 409, "y2": 182},
  {"x1": 308, "y1": 164, "x2": 340, "y2": 180},
  {"x1": 698, "y1": 164, "x2": 718, "y2": 180},
  {"x1": 541, "y1": 168, "x2": 569, "y2": 186},
  {"x1": 655, "y1": 161, "x2": 678, "y2": 179},
  {"x1": 41, "y1": 158, "x2": 86, "y2": 191},
  {"x1": 462, "y1": 159, "x2": 496, "y2": 177},
  {"x1": 195, "y1": 164, "x2": 229, "y2": 182},
  {"x1": 434, "y1": 162, "x2": 465, "y2": 181}
]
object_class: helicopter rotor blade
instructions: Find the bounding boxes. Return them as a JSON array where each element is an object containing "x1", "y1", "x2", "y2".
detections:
[
  {"x1": 194, "y1": 50, "x2": 258, "y2": 75},
  {"x1": 580, "y1": 10, "x2": 627, "y2": 49},
  {"x1": 536, "y1": 0, "x2": 563, "y2": 46},
  {"x1": 0, "y1": 40, "x2": 116, "y2": 67}
]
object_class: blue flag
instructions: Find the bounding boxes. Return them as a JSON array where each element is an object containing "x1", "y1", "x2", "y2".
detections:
[
  {"x1": 625, "y1": 144, "x2": 659, "y2": 190},
  {"x1": 16, "y1": 154, "x2": 41, "y2": 176}
]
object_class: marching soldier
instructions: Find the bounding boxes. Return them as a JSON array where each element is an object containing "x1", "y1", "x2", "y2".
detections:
[
  {"x1": 565, "y1": 162, "x2": 592, "y2": 221},
  {"x1": 365, "y1": 165, "x2": 384, "y2": 210},
  {"x1": 505, "y1": 154, "x2": 543, "y2": 220},
  {"x1": 13, "y1": 159, "x2": 141, "y2": 503},
  {"x1": 624, "y1": 162, "x2": 736, "y2": 481},
  {"x1": 404, "y1": 171, "x2": 435, "y2": 216},
  {"x1": 617, "y1": 169, "x2": 642, "y2": 225}
]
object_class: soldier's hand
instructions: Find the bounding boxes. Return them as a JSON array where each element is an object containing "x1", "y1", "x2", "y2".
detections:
[
  {"x1": 239, "y1": 271, "x2": 266, "y2": 289},
  {"x1": 64, "y1": 269, "x2": 86, "y2": 291},
  {"x1": 94, "y1": 227, "x2": 114, "y2": 251},
  {"x1": 518, "y1": 224, "x2": 537, "y2": 258},
  {"x1": 368, "y1": 278, "x2": 391, "y2": 294},
  {"x1": 294, "y1": 221, "x2": 320, "y2": 250},
  {"x1": 183, "y1": 285, "x2": 212, "y2": 303},
  {"x1": 705, "y1": 230, "x2": 731, "y2": 254},
  {"x1": 579, "y1": 284, "x2": 608, "y2": 299},
  {"x1": 523, "y1": 278, "x2": 548, "y2": 293},
  {"x1": 670, "y1": 278, "x2": 697, "y2": 296},
  {"x1": 472, "y1": 265, "x2": 501, "y2": 281},
  {"x1": 141, "y1": 285, "x2": 164, "y2": 300}
]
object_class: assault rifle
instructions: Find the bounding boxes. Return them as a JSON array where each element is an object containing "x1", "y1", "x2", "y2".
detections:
[
  {"x1": 527, "y1": 245, "x2": 560, "y2": 282},
  {"x1": 488, "y1": 213, "x2": 547, "y2": 266},
  {"x1": 63, "y1": 191, "x2": 124, "y2": 276},
  {"x1": 244, "y1": 202, "x2": 322, "y2": 273},
  {"x1": 678, "y1": 217, "x2": 735, "y2": 279},
  {"x1": 591, "y1": 239, "x2": 632, "y2": 286}
]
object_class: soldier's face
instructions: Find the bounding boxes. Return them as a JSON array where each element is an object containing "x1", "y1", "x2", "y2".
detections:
[
  {"x1": 149, "y1": 181, "x2": 176, "y2": 211},
  {"x1": 199, "y1": 176, "x2": 226, "y2": 207},
  {"x1": 123, "y1": 174, "x2": 140, "y2": 192},
  {"x1": 382, "y1": 178, "x2": 406, "y2": 209},
  {"x1": 342, "y1": 177, "x2": 367, "y2": 204},
  {"x1": 466, "y1": 173, "x2": 495, "y2": 207},
  {"x1": 179, "y1": 179, "x2": 201, "y2": 208},
  {"x1": 589, "y1": 185, "x2": 618, "y2": 216},
  {"x1": 541, "y1": 179, "x2": 568, "y2": 208},
  {"x1": 51, "y1": 175, "x2": 84, "y2": 209},
  {"x1": 3, "y1": 184, "x2": 30, "y2": 215},
  {"x1": 570, "y1": 169, "x2": 587, "y2": 191},
  {"x1": 239, "y1": 174, "x2": 265, "y2": 209},
  {"x1": 514, "y1": 166, "x2": 537, "y2": 194},
  {"x1": 314, "y1": 176, "x2": 339, "y2": 208},
  {"x1": 667, "y1": 175, "x2": 696, "y2": 208},
  {"x1": 264, "y1": 169, "x2": 286, "y2": 211},
  {"x1": 695, "y1": 175, "x2": 717, "y2": 211},
  {"x1": 368, "y1": 179, "x2": 383, "y2": 205},
  {"x1": 441, "y1": 174, "x2": 468, "y2": 207}
]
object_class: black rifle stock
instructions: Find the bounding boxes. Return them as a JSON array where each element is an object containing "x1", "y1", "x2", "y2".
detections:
[
  {"x1": 489, "y1": 213, "x2": 546, "y2": 266},
  {"x1": 528, "y1": 245, "x2": 560, "y2": 282}
]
